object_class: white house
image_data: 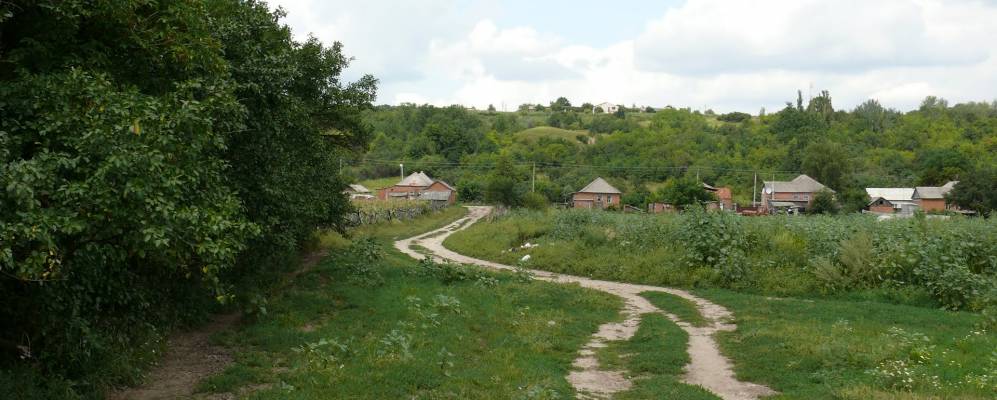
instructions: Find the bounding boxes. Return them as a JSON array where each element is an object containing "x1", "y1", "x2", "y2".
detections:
[{"x1": 593, "y1": 102, "x2": 619, "y2": 114}]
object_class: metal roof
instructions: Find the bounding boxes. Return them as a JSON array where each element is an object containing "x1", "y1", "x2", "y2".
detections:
[
  {"x1": 865, "y1": 188, "x2": 914, "y2": 202},
  {"x1": 418, "y1": 191, "x2": 452, "y2": 201},
  {"x1": 913, "y1": 181, "x2": 958, "y2": 199},
  {"x1": 347, "y1": 184, "x2": 371, "y2": 193},
  {"x1": 396, "y1": 171, "x2": 435, "y2": 187},
  {"x1": 763, "y1": 174, "x2": 833, "y2": 193},
  {"x1": 577, "y1": 177, "x2": 622, "y2": 194}
]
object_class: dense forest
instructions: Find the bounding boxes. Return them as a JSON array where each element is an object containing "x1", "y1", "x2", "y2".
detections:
[
  {"x1": 355, "y1": 93, "x2": 997, "y2": 214},
  {"x1": 0, "y1": 1, "x2": 374, "y2": 397}
]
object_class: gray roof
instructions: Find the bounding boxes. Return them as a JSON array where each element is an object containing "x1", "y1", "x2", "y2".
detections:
[
  {"x1": 347, "y1": 184, "x2": 371, "y2": 193},
  {"x1": 396, "y1": 171, "x2": 435, "y2": 187},
  {"x1": 913, "y1": 181, "x2": 958, "y2": 200},
  {"x1": 865, "y1": 188, "x2": 914, "y2": 202},
  {"x1": 577, "y1": 177, "x2": 622, "y2": 194},
  {"x1": 764, "y1": 174, "x2": 833, "y2": 193},
  {"x1": 418, "y1": 191, "x2": 452, "y2": 201}
]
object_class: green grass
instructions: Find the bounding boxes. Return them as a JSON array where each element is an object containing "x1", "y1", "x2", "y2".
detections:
[
  {"x1": 514, "y1": 127, "x2": 590, "y2": 144},
  {"x1": 596, "y1": 314, "x2": 720, "y2": 399},
  {"x1": 200, "y1": 207, "x2": 623, "y2": 399},
  {"x1": 357, "y1": 176, "x2": 400, "y2": 191},
  {"x1": 695, "y1": 289, "x2": 997, "y2": 399},
  {"x1": 641, "y1": 292, "x2": 709, "y2": 327}
]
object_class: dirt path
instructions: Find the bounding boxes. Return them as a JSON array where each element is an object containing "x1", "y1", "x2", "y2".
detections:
[
  {"x1": 108, "y1": 249, "x2": 329, "y2": 400},
  {"x1": 396, "y1": 206, "x2": 775, "y2": 400}
]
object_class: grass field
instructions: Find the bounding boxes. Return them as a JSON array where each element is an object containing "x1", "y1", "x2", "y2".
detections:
[
  {"x1": 357, "y1": 176, "x2": 399, "y2": 191},
  {"x1": 196, "y1": 207, "x2": 624, "y2": 399},
  {"x1": 445, "y1": 208, "x2": 997, "y2": 398},
  {"x1": 514, "y1": 127, "x2": 591, "y2": 144}
]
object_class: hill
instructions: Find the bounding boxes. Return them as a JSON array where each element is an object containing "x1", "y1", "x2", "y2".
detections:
[{"x1": 514, "y1": 127, "x2": 591, "y2": 144}]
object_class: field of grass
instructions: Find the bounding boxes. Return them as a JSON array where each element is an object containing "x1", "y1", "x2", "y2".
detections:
[
  {"x1": 357, "y1": 176, "x2": 399, "y2": 191},
  {"x1": 514, "y1": 126, "x2": 590, "y2": 144},
  {"x1": 197, "y1": 207, "x2": 624, "y2": 399},
  {"x1": 444, "y1": 208, "x2": 997, "y2": 398}
]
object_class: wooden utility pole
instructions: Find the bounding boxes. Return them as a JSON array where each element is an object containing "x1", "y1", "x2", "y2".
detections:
[
  {"x1": 400, "y1": 163, "x2": 404, "y2": 179},
  {"x1": 753, "y1": 173, "x2": 757, "y2": 206}
]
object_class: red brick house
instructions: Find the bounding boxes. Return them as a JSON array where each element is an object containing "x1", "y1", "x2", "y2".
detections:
[
  {"x1": 912, "y1": 181, "x2": 958, "y2": 212},
  {"x1": 377, "y1": 172, "x2": 457, "y2": 205},
  {"x1": 865, "y1": 188, "x2": 917, "y2": 214},
  {"x1": 572, "y1": 177, "x2": 622, "y2": 209},
  {"x1": 761, "y1": 174, "x2": 832, "y2": 213},
  {"x1": 703, "y1": 183, "x2": 734, "y2": 211}
]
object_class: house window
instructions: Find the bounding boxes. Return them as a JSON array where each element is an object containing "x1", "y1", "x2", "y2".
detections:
[
  {"x1": 804, "y1": 195, "x2": 810, "y2": 201},
  {"x1": 607, "y1": 196, "x2": 612, "y2": 204},
  {"x1": 597, "y1": 195, "x2": 602, "y2": 201}
]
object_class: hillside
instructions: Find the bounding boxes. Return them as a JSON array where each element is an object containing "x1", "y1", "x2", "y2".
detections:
[{"x1": 514, "y1": 126, "x2": 591, "y2": 144}]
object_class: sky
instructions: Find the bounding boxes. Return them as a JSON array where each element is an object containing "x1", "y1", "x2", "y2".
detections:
[{"x1": 268, "y1": 0, "x2": 997, "y2": 113}]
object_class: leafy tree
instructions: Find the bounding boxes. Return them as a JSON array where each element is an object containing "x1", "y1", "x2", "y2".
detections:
[
  {"x1": 594, "y1": 106, "x2": 604, "y2": 114},
  {"x1": 801, "y1": 141, "x2": 849, "y2": 190},
  {"x1": 487, "y1": 104, "x2": 496, "y2": 113},
  {"x1": 655, "y1": 177, "x2": 714, "y2": 208},
  {"x1": 915, "y1": 148, "x2": 970, "y2": 185},
  {"x1": 808, "y1": 190, "x2": 839, "y2": 214},
  {"x1": 580, "y1": 102, "x2": 594, "y2": 111},
  {"x1": 644, "y1": 106, "x2": 656, "y2": 113},
  {"x1": 551, "y1": 96, "x2": 572, "y2": 111},
  {"x1": 613, "y1": 106, "x2": 626, "y2": 118},
  {"x1": 718, "y1": 112, "x2": 751, "y2": 123},
  {"x1": 948, "y1": 166, "x2": 997, "y2": 216}
]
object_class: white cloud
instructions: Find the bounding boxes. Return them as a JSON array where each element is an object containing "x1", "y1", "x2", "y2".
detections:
[{"x1": 269, "y1": 0, "x2": 997, "y2": 113}]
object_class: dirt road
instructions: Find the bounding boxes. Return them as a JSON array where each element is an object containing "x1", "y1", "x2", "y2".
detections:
[{"x1": 396, "y1": 206, "x2": 775, "y2": 400}]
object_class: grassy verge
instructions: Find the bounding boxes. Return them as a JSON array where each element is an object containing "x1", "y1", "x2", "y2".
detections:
[
  {"x1": 641, "y1": 292, "x2": 709, "y2": 327},
  {"x1": 199, "y1": 207, "x2": 623, "y2": 399},
  {"x1": 696, "y1": 289, "x2": 997, "y2": 399},
  {"x1": 596, "y1": 314, "x2": 720, "y2": 399}
]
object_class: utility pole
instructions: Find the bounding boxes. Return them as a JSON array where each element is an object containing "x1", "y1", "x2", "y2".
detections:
[
  {"x1": 531, "y1": 162, "x2": 536, "y2": 192},
  {"x1": 752, "y1": 173, "x2": 757, "y2": 206},
  {"x1": 400, "y1": 163, "x2": 404, "y2": 180}
]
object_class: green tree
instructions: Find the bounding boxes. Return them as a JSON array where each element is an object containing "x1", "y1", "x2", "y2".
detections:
[
  {"x1": 655, "y1": 177, "x2": 714, "y2": 208},
  {"x1": 808, "y1": 190, "x2": 839, "y2": 214},
  {"x1": 801, "y1": 141, "x2": 849, "y2": 190},
  {"x1": 551, "y1": 96, "x2": 572, "y2": 112},
  {"x1": 948, "y1": 166, "x2": 997, "y2": 216}
]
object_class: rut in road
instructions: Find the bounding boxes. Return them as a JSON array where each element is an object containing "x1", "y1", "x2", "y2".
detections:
[{"x1": 396, "y1": 206, "x2": 775, "y2": 400}]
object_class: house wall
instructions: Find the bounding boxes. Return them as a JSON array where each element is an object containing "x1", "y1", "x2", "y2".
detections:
[
  {"x1": 869, "y1": 204, "x2": 895, "y2": 213},
  {"x1": 918, "y1": 199, "x2": 946, "y2": 212},
  {"x1": 572, "y1": 192, "x2": 620, "y2": 209},
  {"x1": 762, "y1": 191, "x2": 814, "y2": 208},
  {"x1": 378, "y1": 185, "x2": 423, "y2": 200},
  {"x1": 426, "y1": 182, "x2": 457, "y2": 204},
  {"x1": 648, "y1": 203, "x2": 676, "y2": 213}
]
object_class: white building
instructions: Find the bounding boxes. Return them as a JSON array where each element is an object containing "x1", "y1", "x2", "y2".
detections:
[{"x1": 593, "y1": 102, "x2": 619, "y2": 114}]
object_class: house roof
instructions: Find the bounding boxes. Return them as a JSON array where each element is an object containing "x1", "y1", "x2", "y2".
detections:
[
  {"x1": 913, "y1": 181, "x2": 958, "y2": 200},
  {"x1": 396, "y1": 171, "x2": 435, "y2": 187},
  {"x1": 865, "y1": 188, "x2": 914, "y2": 202},
  {"x1": 577, "y1": 177, "x2": 622, "y2": 194},
  {"x1": 347, "y1": 184, "x2": 371, "y2": 193},
  {"x1": 764, "y1": 174, "x2": 833, "y2": 193}
]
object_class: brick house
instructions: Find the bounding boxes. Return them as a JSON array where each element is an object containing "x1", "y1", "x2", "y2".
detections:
[
  {"x1": 377, "y1": 172, "x2": 457, "y2": 205},
  {"x1": 572, "y1": 177, "x2": 622, "y2": 209},
  {"x1": 703, "y1": 183, "x2": 734, "y2": 211},
  {"x1": 761, "y1": 174, "x2": 833, "y2": 213},
  {"x1": 912, "y1": 181, "x2": 958, "y2": 212},
  {"x1": 865, "y1": 188, "x2": 918, "y2": 214}
]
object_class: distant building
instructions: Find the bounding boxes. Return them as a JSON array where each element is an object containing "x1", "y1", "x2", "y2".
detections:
[
  {"x1": 703, "y1": 183, "x2": 734, "y2": 211},
  {"x1": 865, "y1": 188, "x2": 918, "y2": 214},
  {"x1": 572, "y1": 177, "x2": 622, "y2": 209},
  {"x1": 377, "y1": 172, "x2": 456, "y2": 205},
  {"x1": 761, "y1": 174, "x2": 833, "y2": 213},
  {"x1": 344, "y1": 184, "x2": 374, "y2": 200},
  {"x1": 912, "y1": 181, "x2": 958, "y2": 212},
  {"x1": 593, "y1": 102, "x2": 619, "y2": 114},
  {"x1": 647, "y1": 203, "x2": 677, "y2": 213}
]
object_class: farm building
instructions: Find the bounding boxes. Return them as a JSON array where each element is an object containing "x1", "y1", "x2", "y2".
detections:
[
  {"x1": 573, "y1": 177, "x2": 622, "y2": 209},
  {"x1": 377, "y1": 172, "x2": 457, "y2": 205},
  {"x1": 761, "y1": 174, "x2": 833, "y2": 213},
  {"x1": 703, "y1": 183, "x2": 734, "y2": 211},
  {"x1": 865, "y1": 188, "x2": 918, "y2": 214},
  {"x1": 344, "y1": 184, "x2": 374, "y2": 200},
  {"x1": 912, "y1": 181, "x2": 958, "y2": 212},
  {"x1": 647, "y1": 203, "x2": 677, "y2": 213}
]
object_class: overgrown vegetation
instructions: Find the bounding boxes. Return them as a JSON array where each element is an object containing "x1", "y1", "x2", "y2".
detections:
[
  {"x1": 1, "y1": 1, "x2": 375, "y2": 397},
  {"x1": 199, "y1": 207, "x2": 623, "y2": 399},
  {"x1": 446, "y1": 209, "x2": 997, "y2": 317}
]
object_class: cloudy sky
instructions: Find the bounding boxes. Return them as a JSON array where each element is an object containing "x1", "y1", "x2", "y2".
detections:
[{"x1": 269, "y1": 0, "x2": 997, "y2": 113}]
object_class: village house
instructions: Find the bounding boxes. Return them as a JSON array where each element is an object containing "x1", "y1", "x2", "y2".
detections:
[
  {"x1": 377, "y1": 171, "x2": 457, "y2": 205},
  {"x1": 865, "y1": 188, "x2": 918, "y2": 214},
  {"x1": 593, "y1": 102, "x2": 619, "y2": 114},
  {"x1": 344, "y1": 184, "x2": 374, "y2": 200},
  {"x1": 912, "y1": 181, "x2": 958, "y2": 212},
  {"x1": 572, "y1": 177, "x2": 622, "y2": 209},
  {"x1": 761, "y1": 174, "x2": 832, "y2": 213}
]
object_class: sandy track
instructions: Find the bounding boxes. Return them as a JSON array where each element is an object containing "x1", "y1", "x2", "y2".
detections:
[{"x1": 396, "y1": 206, "x2": 775, "y2": 400}]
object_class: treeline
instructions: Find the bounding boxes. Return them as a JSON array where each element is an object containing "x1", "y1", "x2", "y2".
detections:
[
  {"x1": 356, "y1": 92, "x2": 997, "y2": 214},
  {"x1": 0, "y1": 1, "x2": 374, "y2": 397}
]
